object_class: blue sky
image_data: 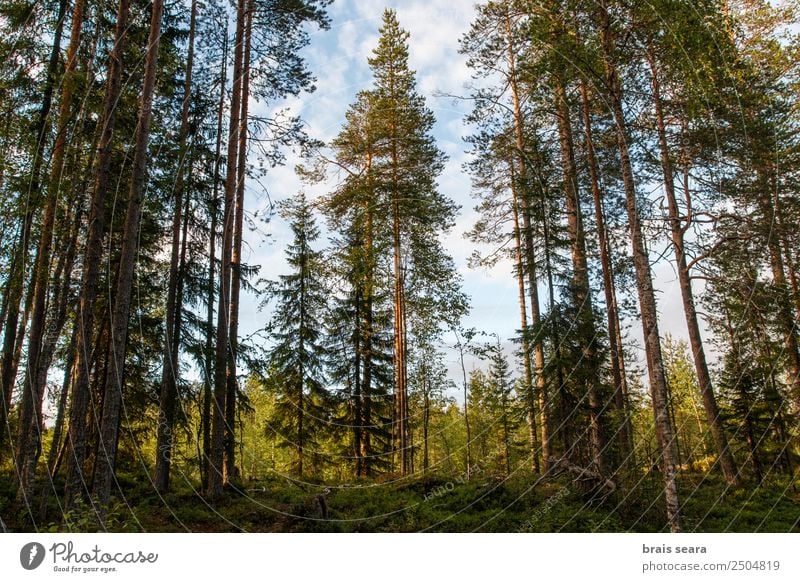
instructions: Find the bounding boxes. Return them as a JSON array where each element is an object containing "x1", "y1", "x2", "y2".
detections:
[{"x1": 238, "y1": 0, "x2": 702, "y2": 388}]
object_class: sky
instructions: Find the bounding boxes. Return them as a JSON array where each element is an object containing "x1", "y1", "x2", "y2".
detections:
[{"x1": 236, "y1": 0, "x2": 705, "y2": 393}]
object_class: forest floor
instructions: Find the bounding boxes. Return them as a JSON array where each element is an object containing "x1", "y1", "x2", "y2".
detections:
[{"x1": 2, "y1": 469, "x2": 799, "y2": 533}]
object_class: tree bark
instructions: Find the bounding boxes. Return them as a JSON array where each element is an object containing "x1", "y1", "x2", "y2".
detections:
[
  {"x1": 646, "y1": 51, "x2": 739, "y2": 485},
  {"x1": 455, "y1": 330, "x2": 472, "y2": 479},
  {"x1": 209, "y1": 0, "x2": 246, "y2": 497},
  {"x1": 579, "y1": 78, "x2": 632, "y2": 467},
  {"x1": 0, "y1": 0, "x2": 69, "y2": 456},
  {"x1": 203, "y1": 24, "x2": 228, "y2": 491},
  {"x1": 597, "y1": 0, "x2": 681, "y2": 531},
  {"x1": 505, "y1": 13, "x2": 542, "y2": 473},
  {"x1": 93, "y1": 0, "x2": 165, "y2": 509},
  {"x1": 15, "y1": 0, "x2": 86, "y2": 500},
  {"x1": 64, "y1": 0, "x2": 130, "y2": 508},
  {"x1": 225, "y1": 0, "x2": 254, "y2": 483},
  {"x1": 553, "y1": 75, "x2": 606, "y2": 475}
]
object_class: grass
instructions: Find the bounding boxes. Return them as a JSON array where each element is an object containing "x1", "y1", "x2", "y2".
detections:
[{"x1": 2, "y1": 467, "x2": 798, "y2": 532}]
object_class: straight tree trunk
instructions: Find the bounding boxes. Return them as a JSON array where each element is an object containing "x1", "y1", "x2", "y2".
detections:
[
  {"x1": 553, "y1": 75, "x2": 606, "y2": 475},
  {"x1": 0, "y1": 0, "x2": 69, "y2": 456},
  {"x1": 64, "y1": 0, "x2": 131, "y2": 508},
  {"x1": 392, "y1": 202, "x2": 408, "y2": 474},
  {"x1": 646, "y1": 51, "x2": 739, "y2": 485},
  {"x1": 225, "y1": 0, "x2": 254, "y2": 482},
  {"x1": 93, "y1": 0, "x2": 165, "y2": 509},
  {"x1": 579, "y1": 79, "x2": 632, "y2": 466},
  {"x1": 455, "y1": 329, "x2": 472, "y2": 478},
  {"x1": 15, "y1": 0, "x2": 87, "y2": 499},
  {"x1": 504, "y1": 14, "x2": 541, "y2": 473},
  {"x1": 597, "y1": 0, "x2": 681, "y2": 531},
  {"x1": 209, "y1": 0, "x2": 246, "y2": 497},
  {"x1": 203, "y1": 25, "x2": 228, "y2": 491}
]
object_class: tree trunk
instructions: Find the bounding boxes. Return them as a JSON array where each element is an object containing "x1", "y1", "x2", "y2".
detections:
[
  {"x1": 209, "y1": 0, "x2": 246, "y2": 497},
  {"x1": 579, "y1": 78, "x2": 632, "y2": 467},
  {"x1": 392, "y1": 201, "x2": 408, "y2": 474},
  {"x1": 455, "y1": 331, "x2": 472, "y2": 479},
  {"x1": 225, "y1": 0, "x2": 254, "y2": 483},
  {"x1": 553, "y1": 75, "x2": 606, "y2": 474},
  {"x1": 15, "y1": 0, "x2": 87, "y2": 500},
  {"x1": 504, "y1": 14, "x2": 542, "y2": 473},
  {"x1": 646, "y1": 51, "x2": 739, "y2": 485},
  {"x1": 0, "y1": 0, "x2": 69, "y2": 456},
  {"x1": 203, "y1": 24, "x2": 228, "y2": 492},
  {"x1": 64, "y1": 0, "x2": 131, "y2": 508},
  {"x1": 93, "y1": 0, "x2": 165, "y2": 509},
  {"x1": 597, "y1": 0, "x2": 681, "y2": 531}
]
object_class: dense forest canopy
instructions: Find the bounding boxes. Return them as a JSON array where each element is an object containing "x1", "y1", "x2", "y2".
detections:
[{"x1": 0, "y1": 0, "x2": 799, "y2": 533}]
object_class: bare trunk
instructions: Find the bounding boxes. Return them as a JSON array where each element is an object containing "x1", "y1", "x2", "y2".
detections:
[
  {"x1": 209, "y1": 0, "x2": 246, "y2": 497},
  {"x1": 647, "y1": 51, "x2": 739, "y2": 485},
  {"x1": 203, "y1": 25, "x2": 228, "y2": 491},
  {"x1": 505, "y1": 14, "x2": 541, "y2": 472},
  {"x1": 392, "y1": 200, "x2": 408, "y2": 475},
  {"x1": 597, "y1": 0, "x2": 681, "y2": 531},
  {"x1": 423, "y1": 378, "x2": 429, "y2": 473},
  {"x1": 16, "y1": 0, "x2": 86, "y2": 501},
  {"x1": 553, "y1": 76, "x2": 606, "y2": 475},
  {"x1": 225, "y1": 0, "x2": 254, "y2": 482},
  {"x1": 93, "y1": 0, "x2": 165, "y2": 509},
  {"x1": 64, "y1": 0, "x2": 130, "y2": 508},
  {"x1": 579, "y1": 79, "x2": 632, "y2": 467},
  {"x1": 0, "y1": 0, "x2": 69, "y2": 456},
  {"x1": 455, "y1": 332, "x2": 472, "y2": 479}
]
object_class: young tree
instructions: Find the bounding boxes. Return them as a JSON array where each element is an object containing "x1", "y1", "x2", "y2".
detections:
[{"x1": 263, "y1": 193, "x2": 331, "y2": 478}]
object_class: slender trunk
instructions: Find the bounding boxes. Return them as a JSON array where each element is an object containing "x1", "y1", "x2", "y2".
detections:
[
  {"x1": 15, "y1": 0, "x2": 87, "y2": 500},
  {"x1": 360, "y1": 192, "x2": 374, "y2": 476},
  {"x1": 0, "y1": 0, "x2": 69, "y2": 456},
  {"x1": 509, "y1": 161, "x2": 540, "y2": 473},
  {"x1": 392, "y1": 203, "x2": 408, "y2": 474},
  {"x1": 203, "y1": 25, "x2": 228, "y2": 491},
  {"x1": 597, "y1": 0, "x2": 681, "y2": 531},
  {"x1": 155, "y1": 0, "x2": 197, "y2": 494},
  {"x1": 423, "y1": 377, "x2": 429, "y2": 473},
  {"x1": 455, "y1": 333, "x2": 472, "y2": 479},
  {"x1": 93, "y1": 0, "x2": 165, "y2": 509},
  {"x1": 225, "y1": 0, "x2": 254, "y2": 482},
  {"x1": 647, "y1": 51, "x2": 739, "y2": 485},
  {"x1": 209, "y1": 0, "x2": 246, "y2": 497},
  {"x1": 537, "y1": 189, "x2": 569, "y2": 456},
  {"x1": 48, "y1": 323, "x2": 77, "y2": 477},
  {"x1": 353, "y1": 290, "x2": 363, "y2": 476},
  {"x1": 504, "y1": 15, "x2": 541, "y2": 472},
  {"x1": 553, "y1": 75, "x2": 606, "y2": 475},
  {"x1": 579, "y1": 79, "x2": 632, "y2": 466},
  {"x1": 64, "y1": 0, "x2": 130, "y2": 508}
]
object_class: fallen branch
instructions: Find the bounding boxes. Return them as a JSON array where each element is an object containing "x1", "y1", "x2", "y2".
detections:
[{"x1": 550, "y1": 457, "x2": 616, "y2": 496}]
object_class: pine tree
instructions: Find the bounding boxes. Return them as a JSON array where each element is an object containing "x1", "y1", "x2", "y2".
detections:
[{"x1": 366, "y1": 9, "x2": 457, "y2": 474}]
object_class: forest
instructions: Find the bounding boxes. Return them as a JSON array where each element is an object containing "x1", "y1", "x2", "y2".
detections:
[{"x1": 0, "y1": 0, "x2": 799, "y2": 534}]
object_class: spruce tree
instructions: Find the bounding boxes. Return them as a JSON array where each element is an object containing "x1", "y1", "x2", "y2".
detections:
[{"x1": 264, "y1": 192, "x2": 331, "y2": 478}]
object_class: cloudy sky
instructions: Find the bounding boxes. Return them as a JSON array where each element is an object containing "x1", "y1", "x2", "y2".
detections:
[{"x1": 237, "y1": 0, "x2": 700, "y2": 387}]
